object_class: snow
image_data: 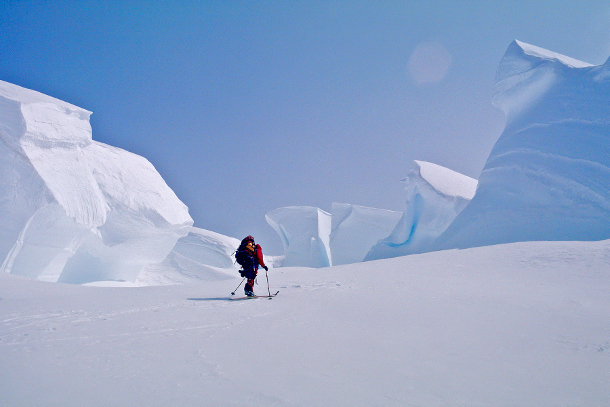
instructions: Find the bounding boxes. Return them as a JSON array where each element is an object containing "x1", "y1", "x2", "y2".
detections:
[
  {"x1": 135, "y1": 227, "x2": 240, "y2": 286},
  {"x1": 1, "y1": 39, "x2": 610, "y2": 405},
  {"x1": 366, "y1": 160, "x2": 477, "y2": 259},
  {"x1": 265, "y1": 206, "x2": 332, "y2": 268},
  {"x1": 514, "y1": 40, "x2": 594, "y2": 69},
  {"x1": 0, "y1": 80, "x2": 193, "y2": 284},
  {"x1": 435, "y1": 40, "x2": 610, "y2": 250},
  {"x1": 266, "y1": 204, "x2": 403, "y2": 267},
  {"x1": 1, "y1": 239, "x2": 609, "y2": 406},
  {"x1": 415, "y1": 160, "x2": 478, "y2": 200},
  {"x1": 266, "y1": 163, "x2": 475, "y2": 268},
  {"x1": 329, "y1": 203, "x2": 402, "y2": 265}
]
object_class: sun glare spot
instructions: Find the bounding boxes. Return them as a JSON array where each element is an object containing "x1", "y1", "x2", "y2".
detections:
[{"x1": 407, "y1": 41, "x2": 453, "y2": 85}]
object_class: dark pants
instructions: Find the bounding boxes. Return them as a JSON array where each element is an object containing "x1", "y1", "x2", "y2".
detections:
[
  {"x1": 243, "y1": 266, "x2": 257, "y2": 293},
  {"x1": 245, "y1": 279, "x2": 255, "y2": 293}
]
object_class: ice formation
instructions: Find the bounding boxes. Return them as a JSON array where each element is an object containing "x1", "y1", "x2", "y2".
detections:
[
  {"x1": 365, "y1": 160, "x2": 477, "y2": 259},
  {"x1": 266, "y1": 163, "x2": 476, "y2": 267},
  {"x1": 0, "y1": 80, "x2": 193, "y2": 284},
  {"x1": 435, "y1": 40, "x2": 610, "y2": 249},
  {"x1": 329, "y1": 203, "x2": 402, "y2": 265},
  {"x1": 265, "y1": 206, "x2": 332, "y2": 267}
]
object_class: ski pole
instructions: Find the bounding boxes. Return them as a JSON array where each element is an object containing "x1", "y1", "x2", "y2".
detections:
[
  {"x1": 231, "y1": 278, "x2": 245, "y2": 296},
  {"x1": 265, "y1": 267, "x2": 271, "y2": 297}
]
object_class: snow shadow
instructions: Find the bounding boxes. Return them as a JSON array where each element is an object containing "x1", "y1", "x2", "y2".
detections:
[{"x1": 187, "y1": 297, "x2": 234, "y2": 301}]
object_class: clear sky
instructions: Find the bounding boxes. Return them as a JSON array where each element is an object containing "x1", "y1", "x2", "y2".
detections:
[{"x1": 2, "y1": 1, "x2": 609, "y2": 254}]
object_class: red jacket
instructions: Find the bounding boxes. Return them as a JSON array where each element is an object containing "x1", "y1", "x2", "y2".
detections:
[{"x1": 254, "y1": 244, "x2": 266, "y2": 268}]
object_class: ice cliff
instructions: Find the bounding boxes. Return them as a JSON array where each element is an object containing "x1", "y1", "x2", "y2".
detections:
[
  {"x1": 435, "y1": 40, "x2": 610, "y2": 249},
  {"x1": 0, "y1": 80, "x2": 193, "y2": 284}
]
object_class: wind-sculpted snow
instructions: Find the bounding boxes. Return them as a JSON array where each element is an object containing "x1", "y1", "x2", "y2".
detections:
[
  {"x1": 435, "y1": 40, "x2": 610, "y2": 249},
  {"x1": 0, "y1": 80, "x2": 193, "y2": 284},
  {"x1": 366, "y1": 160, "x2": 477, "y2": 259}
]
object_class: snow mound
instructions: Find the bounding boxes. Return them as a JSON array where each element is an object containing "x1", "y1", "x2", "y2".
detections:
[
  {"x1": 435, "y1": 41, "x2": 610, "y2": 249},
  {"x1": 0, "y1": 80, "x2": 193, "y2": 284},
  {"x1": 136, "y1": 227, "x2": 240, "y2": 286},
  {"x1": 366, "y1": 160, "x2": 477, "y2": 259}
]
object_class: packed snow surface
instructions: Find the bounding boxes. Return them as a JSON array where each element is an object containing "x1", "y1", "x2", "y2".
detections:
[
  {"x1": 1, "y1": 240, "x2": 608, "y2": 406},
  {"x1": 0, "y1": 80, "x2": 193, "y2": 284},
  {"x1": 436, "y1": 40, "x2": 610, "y2": 250}
]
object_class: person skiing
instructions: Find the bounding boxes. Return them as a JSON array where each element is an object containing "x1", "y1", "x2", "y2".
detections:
[{"x1": 235, "y1": 235, "x2": 268, "y2": 297}]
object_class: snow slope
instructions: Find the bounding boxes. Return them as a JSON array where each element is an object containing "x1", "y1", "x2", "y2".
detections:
[
  {"x1": 436, "y1": 41, "x2": 610, "y2": 250},
  {"x1": 1, "y1": 239, "x2": 608, "y2": 406},
  {"x1": 135, "y1": 227, "x2": 241, "y2": 286}
]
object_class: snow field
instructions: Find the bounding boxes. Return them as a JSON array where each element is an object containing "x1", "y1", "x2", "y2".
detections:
[{"x1": 1, "y1": 240, "x2": 608, "y2": 406}]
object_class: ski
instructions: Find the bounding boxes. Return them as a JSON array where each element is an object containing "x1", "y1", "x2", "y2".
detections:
[{"x1": 230, "y1": 291, "x2": 279, "y2": 300}]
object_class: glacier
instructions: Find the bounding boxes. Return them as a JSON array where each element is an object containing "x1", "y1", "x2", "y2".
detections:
[
  {"x1": 434, "y1": 40, "x2": 610, "y2": 250},
  {"x1": 265, "y1": 162, "x2": 476, "y2": 268},
  {"x1": 3, "y1": 39, "x2": 609, "y2": 282},
  {"x1": 0, "y1": 80, "x2": 193, "y2": 284}
]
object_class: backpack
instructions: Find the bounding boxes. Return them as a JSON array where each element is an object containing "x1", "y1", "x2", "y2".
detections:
[{"x1": 235, "y1": 247, "x2": 252, "y2": 268}]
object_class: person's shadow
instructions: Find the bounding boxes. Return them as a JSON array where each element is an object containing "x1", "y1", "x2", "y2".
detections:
[{"x1": 186, "y1": 297, "x2": 233, "y2": 301}]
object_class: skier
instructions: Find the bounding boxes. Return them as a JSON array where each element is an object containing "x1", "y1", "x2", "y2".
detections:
[{"x1": 236, "y1": 235, "x2": 268, "y2": 297}]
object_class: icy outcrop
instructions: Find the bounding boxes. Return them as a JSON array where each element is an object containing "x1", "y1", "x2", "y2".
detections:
[
  {"x1": 365, "y1": 160, "x2": 477, "y2": 259},
  {"x1": 0, "y1": 80, "x2": 193, "y2": 284},
  {"x1": 265, "y1": 206, "x2": 332, "y2": 268},
  {"x1": 330, "y1": 203, "x2": 402, "y2": 265},
  {"x1": 435, "y1": 40, "x2": 610, "y2": 249}
]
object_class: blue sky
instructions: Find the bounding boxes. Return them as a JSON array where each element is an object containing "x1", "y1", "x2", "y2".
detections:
[{"x1": 2, "y1": 1, "x2": 609, "y2": 254}]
